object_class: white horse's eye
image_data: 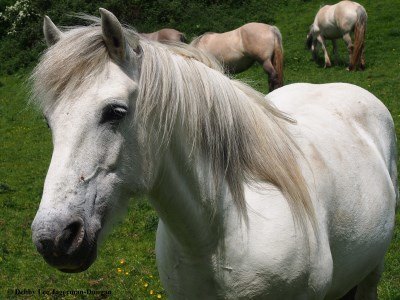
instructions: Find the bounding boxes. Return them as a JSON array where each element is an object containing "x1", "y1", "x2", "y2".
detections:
[{"x1": 101, "y1": 104, "x2": 128, "y2": 124}]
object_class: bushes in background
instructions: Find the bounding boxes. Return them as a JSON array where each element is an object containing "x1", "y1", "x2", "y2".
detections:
[{"x1": 0, "y1": 0, "x2": 286, "y2": 75}]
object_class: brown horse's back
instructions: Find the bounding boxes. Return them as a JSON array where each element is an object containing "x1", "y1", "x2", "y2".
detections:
[
  {"x1": 241, "y1": 23, "x2": 283, "y2": 89},
  {"x1": 192, "y1": 22, "x2": 283, "y2": 90},
  {"x1": 194, "y1": 23, "x2": 278, "y2": 73},
  {"x1": 334, "y1": 1, "x2": 364, "y2": 31},
  {"x1": 240, "y1": 23, "x2": 276, "y2": 62},
  {"x1": 193, "y1": 29, "x2": 251, "y2": 72},
  {"x1": 315, "y1": 1, "x2": 365, "y2": 38},
  {"x1": 310, "y1": 0, "x2": 367, "y2": 70},
  {"x1": 142, "y1": 28, "x2": 186, "y2": 43},
  {"x1": 157, "y1": 28, "x2": 186, "y2": 43}
]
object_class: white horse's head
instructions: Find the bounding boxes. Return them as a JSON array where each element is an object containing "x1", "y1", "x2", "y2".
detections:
[{"x1": 31, "y1": 9, "x2": 148, "y2": 272}]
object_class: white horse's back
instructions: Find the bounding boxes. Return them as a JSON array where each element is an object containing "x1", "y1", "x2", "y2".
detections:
[{"x1": 268, "y1": 83, "x2": 397, "y2": 298}]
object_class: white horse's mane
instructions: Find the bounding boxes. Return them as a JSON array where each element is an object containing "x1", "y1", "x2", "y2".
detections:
[{"x1": 31, "y1": 18, "x2": 315, "y2": 229}]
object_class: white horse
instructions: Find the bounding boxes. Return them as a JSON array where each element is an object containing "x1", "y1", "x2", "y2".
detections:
[
  {"x1": 31, "y1": 9, "x2": 397, "y2": 299},
  {"x1": 306, "y1": 1, "x2": 367, "y2": 70}
]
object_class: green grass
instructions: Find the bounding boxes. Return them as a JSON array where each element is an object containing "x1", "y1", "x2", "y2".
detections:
[{"x1": 1, "y1": 0, "x2": 400, "y2": 299}]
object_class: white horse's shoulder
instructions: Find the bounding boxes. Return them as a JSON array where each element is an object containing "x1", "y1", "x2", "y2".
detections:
[{"x1": 215, "y1": 184, "x2": 333, "y2": 298}]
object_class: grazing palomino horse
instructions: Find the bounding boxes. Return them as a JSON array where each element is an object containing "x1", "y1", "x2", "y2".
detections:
[
  {"x1": 306, "y1": 1, "x2": 367, "y2": 70},
  {"x1": 191, "y1": 22, "x2": 283, "y2": 92},
  {"x1": 141, "y1": 28, "x2": 186, "y2": 43},
  {"x1": 31, "y1": 9, "x2": 397, "y2": 299}
]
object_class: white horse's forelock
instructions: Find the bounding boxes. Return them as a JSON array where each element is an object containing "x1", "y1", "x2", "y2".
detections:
[{"x1": 31, "y1": 18, "x2": 316, "y2": 230}]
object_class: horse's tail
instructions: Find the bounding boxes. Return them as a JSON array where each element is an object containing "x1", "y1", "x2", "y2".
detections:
[
  {"x1": 271, "y1": 26, "x2": 284, "y2": 88},
  {"x1": 351, "y1": 6, "x2": 367, "y2": 70}
]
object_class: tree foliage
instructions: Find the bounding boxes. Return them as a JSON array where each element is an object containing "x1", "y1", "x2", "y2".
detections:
[{"x1": 0, "y1": 0, "x2": 286, "y2": 74}]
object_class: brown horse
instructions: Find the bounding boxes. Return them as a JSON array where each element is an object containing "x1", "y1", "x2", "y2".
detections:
[
  {"x1": 306, "y1": 1, "x2": 367, "y2": 71},
  {"x1": 141, "y1": 28, "x2": 186, "y2": 43},
  {"x1": 191, "y1": 22, "x2": 283, "y2": 92}
]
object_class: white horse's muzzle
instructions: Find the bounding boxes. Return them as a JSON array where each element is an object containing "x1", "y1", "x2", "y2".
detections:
[{"x1": 31, "y1": 214, "x2": 98, "y2": 273}]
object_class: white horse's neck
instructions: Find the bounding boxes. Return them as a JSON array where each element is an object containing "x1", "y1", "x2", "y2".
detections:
[
  {"x1": 149, "y1": 131, "x2": 232, "y2": 257},
  {"x1": 142, "y1": 43, "x2": 315, "y2": 255}
]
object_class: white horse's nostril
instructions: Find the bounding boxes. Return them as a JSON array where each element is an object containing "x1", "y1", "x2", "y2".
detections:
[
  {"x1": 35, "y1": 238, "x2": 54, "y2": 256},
  {"x1": 34, "y1": 217, "x2": 85, "y2": 258},
  {"x1": 56, "y1": 218, "x2": 85, "y2": 255}
]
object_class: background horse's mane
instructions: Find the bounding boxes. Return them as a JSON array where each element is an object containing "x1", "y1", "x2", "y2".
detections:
[{"x1": 31, "y1": 17, "x2": 315, "y2": 230}]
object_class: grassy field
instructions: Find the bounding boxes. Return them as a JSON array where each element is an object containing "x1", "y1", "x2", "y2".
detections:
[{"x1": 1, "y1": 0, "x2": 399, "y2": 299}]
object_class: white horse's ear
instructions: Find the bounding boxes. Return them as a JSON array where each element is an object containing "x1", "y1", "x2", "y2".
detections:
[
  {"x1": 99, "y1": 8, "x2": 129, "y2": 62},
  {"x1": 43, "y1": 16, "x2": 63, "y2": 46},
  {"x1": 99, "y1": 8, "x2": 141, "y2": 62}
]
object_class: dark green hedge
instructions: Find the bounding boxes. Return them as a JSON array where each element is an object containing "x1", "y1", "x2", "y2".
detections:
[{"x1": 0, "y1": 0, "x2": 288, "y2": 75}]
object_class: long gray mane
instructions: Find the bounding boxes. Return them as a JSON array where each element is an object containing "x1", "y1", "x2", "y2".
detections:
[{"x1": 31, "y1": 18, "x2": 315, "y2": 230}]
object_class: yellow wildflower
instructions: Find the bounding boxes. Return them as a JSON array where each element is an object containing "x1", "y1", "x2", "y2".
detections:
[
  {"x1": 150, "y1": 290, "x2": 154, "y2": 295},
  {"x1": 120, "y1": 259, "x2": 126, "y2": 264},
  {"x1": 157, "y1": 295, "x2": 162, "y2": 299},
  {"x1": 144, "y1": 282, "x2": 149, "y2": 288}
]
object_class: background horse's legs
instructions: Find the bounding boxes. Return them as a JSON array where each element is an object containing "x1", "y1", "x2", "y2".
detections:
[
  {"x1": 332, "y1": 39, "x2": 338, "y2": 65},
  {"x1": 262, "y1": 59, "x2": 277, "y2": 92},
  {"x1": 311, "y1": 39, "x2": 318, "y2": 61},
  {"x1": 343, "y1": 33, "x2": 354, "y2": 70},
  {"x1": 316, "y1": 35, "x2": 331, "y2": 67},
  {"x1": 360, "y1": 46, "x2": 366, "y2": 70}
]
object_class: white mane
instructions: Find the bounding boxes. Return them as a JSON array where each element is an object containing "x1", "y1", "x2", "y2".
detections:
[{"x1": 31, "y1": 19, "x2": 316, "y2": 229}]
